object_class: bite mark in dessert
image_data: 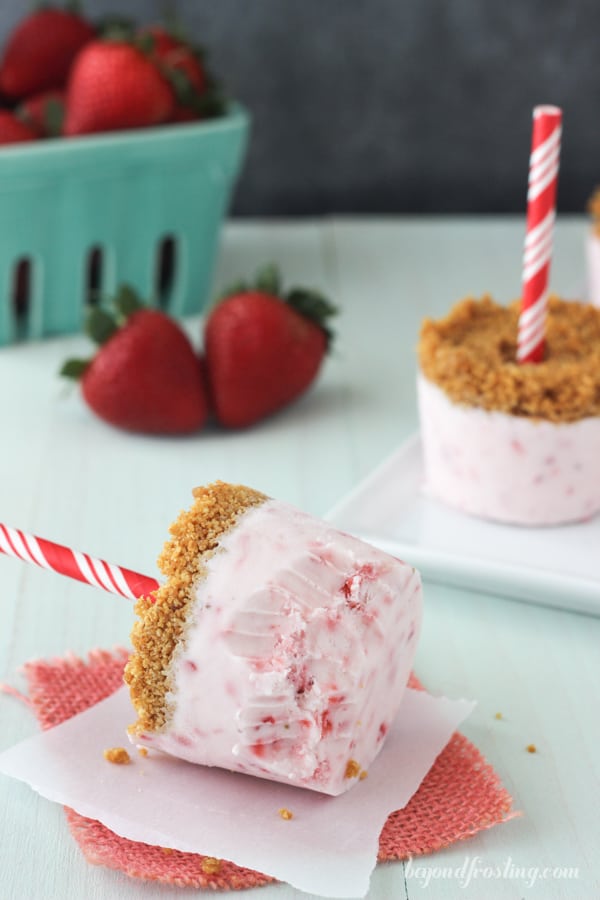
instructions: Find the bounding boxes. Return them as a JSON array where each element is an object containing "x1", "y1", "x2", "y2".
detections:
[{"x1": 124, "y1": 481, "x2": 422, "y2": 795}]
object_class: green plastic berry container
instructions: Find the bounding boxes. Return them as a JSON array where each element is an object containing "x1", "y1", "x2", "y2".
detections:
[{"x1": 0, "y1": 103, "x2": 249, "y2": 346}]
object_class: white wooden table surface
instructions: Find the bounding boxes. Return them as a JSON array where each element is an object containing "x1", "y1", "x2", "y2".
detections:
[{"x1": 1, "y1": 217, "x2": 598, "y2": 900}]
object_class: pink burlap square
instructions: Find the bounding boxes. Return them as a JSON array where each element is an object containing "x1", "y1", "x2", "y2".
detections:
[{"x1": 14, "y1": 649, "x2": 514, "y2": 890}]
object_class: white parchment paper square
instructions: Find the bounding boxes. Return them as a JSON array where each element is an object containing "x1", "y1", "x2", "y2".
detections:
[{"x1": 0, "y1": 686, "x2": 474, "y2": 898}]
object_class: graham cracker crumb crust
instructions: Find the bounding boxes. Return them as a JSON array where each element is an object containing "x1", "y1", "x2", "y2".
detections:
[
  {"x1": 124, "y1": 481, "x2": 267, "y2": 736},
  {"x1": 418, "y1": 295, "x2": 600, "y2": 422}
]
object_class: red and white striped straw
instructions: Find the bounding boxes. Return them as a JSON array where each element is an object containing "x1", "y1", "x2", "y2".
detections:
[
  {"x1": 517, "y1": 105, "x2": 563, "y2": 364},
  {"x1": 0, "y1": 523, "x2": 159, "y2": 600}
]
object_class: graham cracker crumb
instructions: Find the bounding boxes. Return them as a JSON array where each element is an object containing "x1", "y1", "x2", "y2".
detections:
[
  {"x1": 201, "y1": 857, "x2": 222, "y2": 874},
  {"x1": 124, "y1": 482, "x2": 267, "y2": 736},
  {"x1": 278, "y1": 808, "x2": 294, "y2": 820},
  {"x1": 526, "y1": 743, "x2": 537, "y2": 753},
  {"x1": 137, "y1": 747, "x2": 148, "y2": 757},
  {"x1": 161, "y1": 847, "x2": 173, "y2": 855},
  {"x1": 495, "y1": 712, "x2": 503, "y2": 720},
  {"x1": 344, "y1": 759, "x2": 361, "y2": 779},
  {"x1": 103, "y1": 747, "x2": 131, "y2": 765},
  {"x1": 418, "y1": 295, "x2": 600, "y2": 422},
  {"x1": 359, "y1": 769, "x2": 368, "y2": 780}
]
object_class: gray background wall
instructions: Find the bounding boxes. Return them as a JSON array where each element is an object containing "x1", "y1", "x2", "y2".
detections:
[{"x1": 2, "y1": 1, "x2": 599, "y2": 215}]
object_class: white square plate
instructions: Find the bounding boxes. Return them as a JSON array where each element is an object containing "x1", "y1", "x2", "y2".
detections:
[{"x1": 326, "y1": 434, "x2": 600, "y2": 617}]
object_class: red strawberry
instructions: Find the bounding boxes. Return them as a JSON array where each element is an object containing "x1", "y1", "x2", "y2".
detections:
[
  {"x1": 162, "y1": 47, "x2": 207, "y2": 123},
  {"x1": 17, "y1": 90, "x2": 65, "y2": 137},
  {"x1": 61, "y1": 286, "x2": 208, "y2": 434},
  {"x1": 140, "y1": 25, "x2": 207, "y2": 123},
  {"x1": 0, "y1": 8, "x2": 95, "y2": 100},
  {"x1": 63, "y1": 40, "x2": 174, "y2": 136},
  {"x1": 139, "y1": 25, "x2": 181, "y2": 57},
  {"x1": 205, "y1": 266, "x2": 336, "y2": 428},
  {"x1": 0, "y1": 110, "x2": 38, "y2": 145}
]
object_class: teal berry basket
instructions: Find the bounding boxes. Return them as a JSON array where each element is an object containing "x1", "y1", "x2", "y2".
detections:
[{"x1": 0, "y1": 103, "x2": 249, "y2": 346}]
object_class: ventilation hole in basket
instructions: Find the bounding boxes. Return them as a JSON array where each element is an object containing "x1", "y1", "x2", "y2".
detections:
[
  {"x1": 156, "y1": 235, "x2": 177, "y2": 308},
  {"x1": 12, "y1": 258, "x2": 32, "y2": 336},
  {"x1": 86, "y1": 246, "x2": 104, "y2": 306}
]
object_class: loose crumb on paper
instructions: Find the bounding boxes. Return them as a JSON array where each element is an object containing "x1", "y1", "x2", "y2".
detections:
[
  {"x1": 494, "y1": 712, "x2": 503, "y2": 720},
  {"x1": 201, "y1": 857, "x2": 222, "y2": 874},
  {"x1": 359, "y1": 769, "x2": 368, "y2": 780},
  {"x1": 103, "y1": 747, "x2": 131, "y2": 765},
  {"x1": 526, "y1": 743, "x2": 537, "y2": 754},
  {"x1": 137, "y1": 747, "x2": 148, "y2": 757},
  {"x1": 278, "y1": 808, "x2": 294, "y2": 820}
]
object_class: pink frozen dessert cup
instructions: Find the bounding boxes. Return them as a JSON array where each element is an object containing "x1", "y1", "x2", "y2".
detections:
[
  {"x1": 417, "y1": 296, "x2": 600, "y2": 526},
  {"x1": 125, "y1": 482, "x2": 422, "y2": 795}
]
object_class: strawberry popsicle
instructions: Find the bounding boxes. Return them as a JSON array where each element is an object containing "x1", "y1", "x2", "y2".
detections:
[{"x1": 125, "y1": 482, "x2": 422, "y2": 795}]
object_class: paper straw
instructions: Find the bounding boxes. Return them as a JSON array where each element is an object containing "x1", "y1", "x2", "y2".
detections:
[
  {"x1": 0, "y1": 523, "x2": 159, "y2": 600},
  {"x1": 517, "y1": 105, "x2": 562, "y2": 364}
]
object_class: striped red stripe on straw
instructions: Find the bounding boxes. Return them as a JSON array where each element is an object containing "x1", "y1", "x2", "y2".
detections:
[
  {"x1": 0, "y1": 524, "x2": 159, "y2": 600},
  {"x1": 517, "y1": 105, "x2": 562, "y2": 364}
]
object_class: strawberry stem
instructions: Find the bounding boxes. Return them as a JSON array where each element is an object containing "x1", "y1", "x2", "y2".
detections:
[
  {"x1": 61, "y1": 285, "x2": 146, "y2": 377},
  {"x1": 97, "y1": 16, "x2": 136, "y2": 41},
  {"x1": 60, "y1": 358, "x2": 90, "y2": 379},
  {"x1": 86, "y1": 307, "x2": 118, "y2": 345},
  {"x1": 44, "y1": 96, "x2": 65, "y2": 137},
  {"x1": 286, "y1": 288, "x2": 337, "y2": 346},
  {"x1": 135, "y1": 32, "x2": 155, "y2": 55},
  {"x1": 254, "y1": 263, "x2": 281, "y2": 297},
  {"x1": 217, "y1": 279, "x2": 250, "y2": 301},
  {"x1": 114, "y1": 283, "x2": 144, "y2": 320}
]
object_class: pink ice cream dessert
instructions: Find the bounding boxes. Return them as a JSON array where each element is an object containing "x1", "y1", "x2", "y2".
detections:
[
  {"x1": 417, "y1": 296, "x2": 600, "y2": 526},
  {"x1": 124, "y1": 482, "x2": 422, "y2": 795}
]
